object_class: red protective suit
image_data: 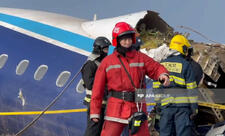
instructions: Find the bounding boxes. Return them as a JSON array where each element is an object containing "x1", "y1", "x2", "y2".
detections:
[{"x1": 90, "y1": 50, "x2": 168, "y2": 135}]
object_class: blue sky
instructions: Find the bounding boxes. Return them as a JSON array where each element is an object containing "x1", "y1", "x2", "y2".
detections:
[{"x1": 0, "y1": 0, "x2": 225, "y2": 44}]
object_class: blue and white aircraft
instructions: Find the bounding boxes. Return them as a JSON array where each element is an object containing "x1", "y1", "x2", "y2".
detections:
[{"x1": 0, "y1": 8, "x2": 147, "y2": 136}]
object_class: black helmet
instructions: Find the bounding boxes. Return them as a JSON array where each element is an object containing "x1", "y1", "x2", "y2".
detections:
[{"x1": 92, "y1": 37, "x2": 111, "y2": 54}]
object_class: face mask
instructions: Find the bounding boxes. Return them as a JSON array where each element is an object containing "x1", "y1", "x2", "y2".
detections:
[
  {"x1": 116, "y1": 44, "x2": 133, "y2": 57},
  {"x1": 100, "y1": 52, "x2": 107, "y2": 58},
  {"x1": 98, "y1": 52, "x2": 108, "y2": 61}
]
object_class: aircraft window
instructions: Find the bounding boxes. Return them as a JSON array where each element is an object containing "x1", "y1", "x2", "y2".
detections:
[
  {"x1": 0, "y1": 54, "x2": 8, "y2": 69},
  {"x1": 56, "y1": 71, "x2": 71, "y2": 87},
  {"x1": 34, "y1": 65, "x2": 48, "y2": 81},
  {"x1": 16, "y1": 60, "x2": 29, "y2": 75}
]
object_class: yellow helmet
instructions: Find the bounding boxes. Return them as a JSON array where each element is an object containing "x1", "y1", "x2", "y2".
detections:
[{"x1": 169, "y1": 35, "x2": 191, "y2": 55}]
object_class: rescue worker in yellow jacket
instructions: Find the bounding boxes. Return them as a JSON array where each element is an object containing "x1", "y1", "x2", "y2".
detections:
[{"x1": 153, "y1": 35, "x2": 198, "y2": 136}]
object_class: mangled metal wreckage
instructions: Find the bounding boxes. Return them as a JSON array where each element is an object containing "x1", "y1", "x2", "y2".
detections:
[{"x1": 135, "y1": 11, "x2": 225, "y2": 135}]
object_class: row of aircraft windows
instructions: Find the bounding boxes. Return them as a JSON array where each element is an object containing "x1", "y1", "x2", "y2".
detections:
[{"x1": 0, "y1": 54, "x2": 71, "y2": 87}]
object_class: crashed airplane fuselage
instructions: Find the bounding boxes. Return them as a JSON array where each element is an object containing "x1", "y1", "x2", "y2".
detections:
[{"x1": 0, "y1": 8, "x2": 224, "y2": 135}]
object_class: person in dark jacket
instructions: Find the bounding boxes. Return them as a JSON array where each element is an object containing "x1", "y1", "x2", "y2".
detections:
[
  {"x1": 82, "y1": 36, "x2": 111, "y2": 136},
  {"x1": 153, "y1": 35, "x2": 198, "y2": 136}
]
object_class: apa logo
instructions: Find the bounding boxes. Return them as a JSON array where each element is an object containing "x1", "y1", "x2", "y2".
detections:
[
  {"x1": 113, "y1": 27, "x2": 120, "y2": 33},
  {"x1": 137, "y1": 93, "x2": 145, "y2": 98}
]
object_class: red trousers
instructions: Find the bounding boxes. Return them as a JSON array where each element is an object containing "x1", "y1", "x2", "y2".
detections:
[{"x1": 101, "y1": 120, "x2": 150, "y2": 136}]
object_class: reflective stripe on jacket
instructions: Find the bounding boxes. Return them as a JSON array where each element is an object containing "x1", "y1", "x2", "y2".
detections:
[
  {"x1": 81, "y1": 59, "x2": 107, "y2": 105},
  {"x1": 90, "y1": 50, "x2": 169, "y2": 123},
  {"x1": 153, "y1": 54, "x2": 198, "y2": 109}
]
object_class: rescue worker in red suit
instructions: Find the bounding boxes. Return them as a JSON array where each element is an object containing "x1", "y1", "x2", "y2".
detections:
[{"x1": 90, "y1": 22, "x2": 170, "y2": 136}]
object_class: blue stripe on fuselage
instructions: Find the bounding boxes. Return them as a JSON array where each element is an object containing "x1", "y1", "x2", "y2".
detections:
[{"x1": 0, "y1": 13, "x2": 94, "y2": 53}]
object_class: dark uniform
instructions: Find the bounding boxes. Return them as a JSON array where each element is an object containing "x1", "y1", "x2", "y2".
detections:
[
  {"x1": 153, "y1": 35, "x2": 198, "y2": 136},
  {"x1": 82, "y1": 58, "x2": 107, "y2": 136},
  {"x1": 82, "y1": 37, "x2": 111, "y2": 136}
]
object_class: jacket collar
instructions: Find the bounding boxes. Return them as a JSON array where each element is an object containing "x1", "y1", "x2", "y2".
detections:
[{"x1": 114, "y1": 49, "x2": 136, "y2": 58}]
